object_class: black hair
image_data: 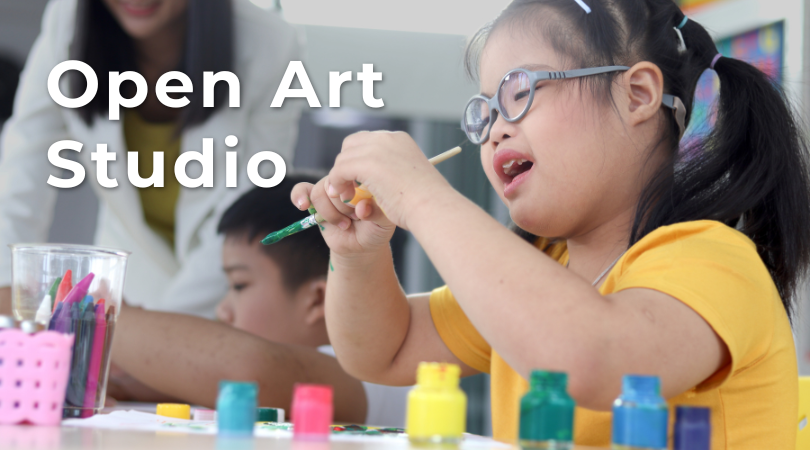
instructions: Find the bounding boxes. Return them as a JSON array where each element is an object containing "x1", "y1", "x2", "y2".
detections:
[
  {"x1": 467, "y1": 0, "x2": 810, "y2": 321},
  {"x1": 0, "y1": 55, "x2": 21, "y2": 122},
  {"x1": 217, "y1": 172, "x2": 330, "y2": 292},
  {"x1": 69, "y1": 0, "x2": 233, "y2": 131}
]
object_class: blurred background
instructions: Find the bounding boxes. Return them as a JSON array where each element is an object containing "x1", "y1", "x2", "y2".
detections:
[{"x1": 1, "y1": 0, "x2": 809, "y2": 435}]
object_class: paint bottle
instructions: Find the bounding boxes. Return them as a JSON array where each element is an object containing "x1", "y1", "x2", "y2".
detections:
[
  {"x1": 611, "y1": 375, "x2": 668, "y2": 450},
  {"x1": 673, "y1": 406, "x2": 710, "y2": 450},
  {"x1": 292, "y1": 384, "x2": 333, "y2": 441},
  {"x1": 194, "y1": 408, "x2": 217, "y2": 421},
  {"x1": 156, "y1": 403, "x2": 191, "y2": 420},
  {"x1": 406, "y1": 362, "x2": 467, "y2": 446},
  {"x1": 257, "y1": 407, "x2": 285, "y2": 423},
  {"x1": 217, "y1": 380, "x2": 258, "y2": 437},
  {"x1": 519, "y1": 370, "x2": 575, "y2": 449}
]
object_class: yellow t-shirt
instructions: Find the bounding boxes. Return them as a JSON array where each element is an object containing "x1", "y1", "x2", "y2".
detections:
[
  {"x1": 123, "y1": 110, "x2": 181, "y2": 247},
  {"x1": 430, "y1": 220, "x2": 797, "y2": 449}
]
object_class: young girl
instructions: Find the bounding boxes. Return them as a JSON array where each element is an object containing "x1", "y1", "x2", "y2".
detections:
[{"x1": 292, "y1": 0, "x2": 810, "y2": 447}]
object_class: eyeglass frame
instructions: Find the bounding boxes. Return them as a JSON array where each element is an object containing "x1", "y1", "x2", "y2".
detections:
[{"x1": 462, "y1": 65, "x2": 636, "y2": 145}]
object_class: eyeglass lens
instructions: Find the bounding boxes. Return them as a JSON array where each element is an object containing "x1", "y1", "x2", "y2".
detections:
[{"x1": 498, "y1": 71, "x2": 532, "y2": 120}]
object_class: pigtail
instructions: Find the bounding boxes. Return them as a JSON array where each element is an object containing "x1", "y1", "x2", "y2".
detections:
[{"x1": 632, "y1": 13, "x2": 810, "y2": 319}]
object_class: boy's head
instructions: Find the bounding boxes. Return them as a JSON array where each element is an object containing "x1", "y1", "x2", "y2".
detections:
[{"x1": 216, "y1": 173, "x2": 330, "y2": 347}]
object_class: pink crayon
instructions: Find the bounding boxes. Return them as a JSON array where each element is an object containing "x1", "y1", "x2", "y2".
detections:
[
  {"x1": 81, "y1": 300, "x2": 107, "y2": 417},
  {"x1": 62, "y1": 272, "x2": 95, "y2": 305}
]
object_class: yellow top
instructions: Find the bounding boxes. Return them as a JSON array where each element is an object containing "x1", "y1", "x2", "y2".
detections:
[
  {"x1": 430, "y1": 220, "x2": 797, "y2": 449},
  {"x1": 156, "y1": 403, "x2": 191, "y2": 420},
  {"x1": 123, "y1": 110, "x2": 181, "y2": 248}
]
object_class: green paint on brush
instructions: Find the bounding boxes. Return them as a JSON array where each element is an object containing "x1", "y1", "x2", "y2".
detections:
[
  {"x1": 262, "y1": 215, "x2": 319, "y2": 245},
  {"x1": 329, "y1": 260, "x2": 335, "y2": 272}
]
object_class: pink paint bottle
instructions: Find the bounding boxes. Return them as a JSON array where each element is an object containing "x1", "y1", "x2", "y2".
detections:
[{"x1": 292, "y1": 384, "x2": 333, "y2": 441}]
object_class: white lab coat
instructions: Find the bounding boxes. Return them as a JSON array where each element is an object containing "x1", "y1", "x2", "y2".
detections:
[{"x1": 0, "y1": 0, "x2": 303, "y2": 318}]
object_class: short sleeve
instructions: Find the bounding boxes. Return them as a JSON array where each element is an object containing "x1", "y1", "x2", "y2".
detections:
[
  {"x1": 429, "y1": 285, "x2": 492, "y2": 373},
  {"x1": 611, "y1": 221, "x2": 781, "y2": 391}
]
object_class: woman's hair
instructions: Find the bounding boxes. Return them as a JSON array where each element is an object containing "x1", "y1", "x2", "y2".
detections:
[
  {"x1": 69, "y1": 0, "x2": 234, "y2": 131},
  {"x1": 469, "y1": 0, "x2": 810, "y2": 320}
]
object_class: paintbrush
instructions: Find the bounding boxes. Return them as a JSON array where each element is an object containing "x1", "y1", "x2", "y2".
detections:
[{"x1": 262, "y1": 146, "x2": 462, "y2": 245}]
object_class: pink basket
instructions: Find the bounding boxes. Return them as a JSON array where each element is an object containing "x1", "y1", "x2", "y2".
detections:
[{"x1": 0, "y1": 329, "x2": 74, "y2": 425}]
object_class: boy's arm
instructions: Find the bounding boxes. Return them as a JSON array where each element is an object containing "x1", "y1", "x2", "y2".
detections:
[{"x1": 111, "y1": 305, "x2": 367, "y2": 423}]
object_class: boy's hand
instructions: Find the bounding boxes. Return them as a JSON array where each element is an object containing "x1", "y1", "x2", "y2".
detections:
[{"x1": 291, "y1": 178, "x2": 396, "y2": 257}]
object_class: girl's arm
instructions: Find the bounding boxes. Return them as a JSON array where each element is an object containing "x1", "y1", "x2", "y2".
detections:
[
  {"x1": 293, "y1": 178, "x2": 479, "y2": 386},
  {"x1": 112, "y1": 305, "x2": 368, "y2": 422},
  {"x1": 405, "y1": 189, "x2": 728, "y2": 411},
  {"x1": 320, "y1": 131, "x2": 728, "y2": 412}
]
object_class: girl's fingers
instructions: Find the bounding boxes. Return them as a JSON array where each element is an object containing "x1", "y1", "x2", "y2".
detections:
[
  {"x1": 290, "y1": 182, "x2": 315, "y2": 211},
  {"x1": 310, "y1": 180, "x2": 352, "y2": 230},
  {"x1": 355, "y1": 198, "x2": 393, "y2": 227}
]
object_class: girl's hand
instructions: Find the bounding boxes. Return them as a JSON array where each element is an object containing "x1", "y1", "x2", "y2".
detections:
[
  {"x1": 325, "y1": 131, "x2": 452, "y2": 230},
  {"x1": 291, "y1": 177, "x2": 396, "y2": 257}
]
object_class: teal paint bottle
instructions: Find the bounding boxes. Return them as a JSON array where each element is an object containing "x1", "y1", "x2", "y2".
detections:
[{"x1": 519, "y1": 370, "x2": 575, "y2": 449}]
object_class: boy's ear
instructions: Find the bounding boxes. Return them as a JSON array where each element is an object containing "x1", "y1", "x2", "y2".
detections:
[
  {"x1": 623, "y1": 61, "x2": 665, "y2": 126},
  {"x1": 301, "y1": 278, "x2": 327, "y2": 326}
]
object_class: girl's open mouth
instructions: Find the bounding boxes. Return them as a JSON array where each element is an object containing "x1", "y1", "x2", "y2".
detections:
[{"x1": 493, "y1": 150, "x2": 535, "y2": 196}]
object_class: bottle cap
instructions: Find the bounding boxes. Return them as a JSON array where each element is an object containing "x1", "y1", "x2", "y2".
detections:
[
  {"x1": 257, "y1": 407, "x2": 285, "y2": 423},
  {"x1": 193, "y1": 408, "x2": 217, "y2": 421},
  {"x1": 674, "y1": 406, "x2": 711, "y2": 450},
  {"x1": 217, "y1": 380, "x2": 258, "y2": 436},
  {"x1": 156, "y1": 403, "x2": 191, "y2": 420},
  {"x1": 416, "y1": 362, "x2": 461, "y2": 389},
  {"x1": 612, "y1": 375, "x2": 668, "y2": 449},
  {"x1": 292, "y1": 384, "x2": 333, "y2": 440},
  {"x1": 19, "y1": 320, "x2": 41, "y2": 333},
  {"x1": 529, "y1": 370, "x2": 568, "y2": 391},
  {"x1": 622, "y1": 374, "x2": 661, "y2": 397},
  {"x1": 0, "y1": 315, "x2": 14, "y2": 329}
]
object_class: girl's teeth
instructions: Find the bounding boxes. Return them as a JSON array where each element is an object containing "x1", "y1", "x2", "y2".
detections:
[{"x1": 502, "y1": 159, "x2": 528, "y2": 176}]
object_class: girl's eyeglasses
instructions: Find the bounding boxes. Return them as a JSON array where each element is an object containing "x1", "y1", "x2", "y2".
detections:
[{"x1": 461, "y1": 66, "x2": 630, "y2": 144}]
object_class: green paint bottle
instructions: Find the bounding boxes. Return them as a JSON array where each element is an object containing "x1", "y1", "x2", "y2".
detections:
[{"x1": 519, "y1": 370, "x2": 575, "y2": 449}]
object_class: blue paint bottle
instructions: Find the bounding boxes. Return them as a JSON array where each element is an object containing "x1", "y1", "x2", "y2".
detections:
[
  {"x1": 673, "y1": 406, "x2": 710, "y2": 450},
  {"x1": 611, "y1": 375, "x2": 668, "y2": 450},
  {"x1": 217, "y1": 380, "x2": 258, "y2": 437}
]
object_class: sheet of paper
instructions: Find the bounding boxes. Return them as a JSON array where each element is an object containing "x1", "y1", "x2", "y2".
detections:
[{"x1": 62, "y1": 410, "x2": 510, "y2": 447}]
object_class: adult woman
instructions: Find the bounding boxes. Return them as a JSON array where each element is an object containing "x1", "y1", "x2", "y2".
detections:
[{"x1": 0, "y1": 0, "x2": 302, "y2": 317}]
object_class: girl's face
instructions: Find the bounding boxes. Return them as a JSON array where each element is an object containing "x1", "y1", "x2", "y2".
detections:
[
  {"x1": 102, "y1": 0, "x2": 188, "y2": 41},
  {"x1": 478, "y1": 27, "x2": 653, "y2": 239}
]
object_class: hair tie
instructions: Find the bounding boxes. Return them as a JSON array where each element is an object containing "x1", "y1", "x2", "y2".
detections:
[
  {"x1": 573, "y1": 0, "x2": 592, "y2": 13},
  {"x1": 677, "y1": 16, "x2": 688, "y2": 29},
  {"x1": 711, "y1": 53, "x2": 722, "y2": 70}
]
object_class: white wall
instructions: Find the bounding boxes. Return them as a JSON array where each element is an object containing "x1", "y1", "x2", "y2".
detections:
[{"x1": 298, "y1": 24, "x2": 477, "y2": 121}]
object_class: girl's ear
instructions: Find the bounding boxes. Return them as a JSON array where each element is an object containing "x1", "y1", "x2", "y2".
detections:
[
  {"x1": 300, "y1": 278, "x2": 327, "y2": 326},
  {"x1": 623, "y1": 61, "x2": 665, "y2": 127}
]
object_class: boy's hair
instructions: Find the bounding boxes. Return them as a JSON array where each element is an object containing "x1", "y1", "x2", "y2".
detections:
[
  {"x1": 217, "y1": 173, "x2": 330, "y2": 292},
  {"x1": 468, "y1": 0, "x2": 810, "y2": 321}
]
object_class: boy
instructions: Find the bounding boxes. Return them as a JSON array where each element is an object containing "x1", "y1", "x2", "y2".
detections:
[{"x1": 109, "y1": 174, "x2": 409, "y2": 426}]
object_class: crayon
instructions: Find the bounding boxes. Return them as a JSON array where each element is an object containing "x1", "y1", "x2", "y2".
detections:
[
  {"x1": 48, "y1": 302, "x2": 63, "y2": 331},
  {"x1": 62, "y1": 272, "x2": 95, "y2": 305},
  {"x1": 48, "y1": 277, "x2": 61, "y2": 311},
  {"x1": 81, "y1": 302, "x2": 107, "y2": 417},
  {"x1": 54, "y1": 270, "x2": 73, "y2": 311},
  {"x1": 67, "y1": 302, "x2": 95, "y2": 408}
]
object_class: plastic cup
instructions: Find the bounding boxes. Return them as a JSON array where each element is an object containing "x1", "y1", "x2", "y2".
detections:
[{"x1": 10, "y1": 243, "x2": 130, "y2": 417}]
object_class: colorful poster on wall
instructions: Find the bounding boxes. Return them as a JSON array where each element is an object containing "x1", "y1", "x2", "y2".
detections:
[
  {"x1": 677, "y1": 0, "x2": 729, "y2": 14},
  {"x1": 683, "y1": 21, "x2": 783, "y2": 144}
]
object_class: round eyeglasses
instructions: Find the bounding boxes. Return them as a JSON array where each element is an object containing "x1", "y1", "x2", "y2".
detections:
[{"x1": 461, "y1": 66, "x2": 631, "y2": 144}]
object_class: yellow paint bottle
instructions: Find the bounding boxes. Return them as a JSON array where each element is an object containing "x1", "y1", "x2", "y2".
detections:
[{"x1": 407, "y1": 362, "x2": 467, "y2": 446}]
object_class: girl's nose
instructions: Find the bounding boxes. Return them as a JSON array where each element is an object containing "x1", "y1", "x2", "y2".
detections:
[{"x1": 489, "y1": 111, "x2": 518, "y2": 147}]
